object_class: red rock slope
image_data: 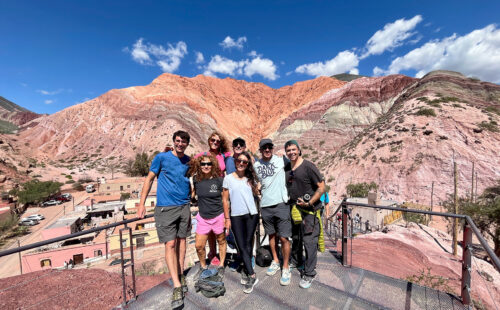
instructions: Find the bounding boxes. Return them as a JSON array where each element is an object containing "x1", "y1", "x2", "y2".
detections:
[{"x1": 18, "y1": 74, "x2": 345, "y2": 160}]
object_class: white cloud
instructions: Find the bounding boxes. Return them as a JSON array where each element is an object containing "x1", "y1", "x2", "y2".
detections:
[
  {"x1": 125, "y1": 38, "x2": 188, "y2": 73},
  {"x1": 376, "y1": 24, "x2": 500, "y2": 83},
  {"x1": 295, "y1": 50, "x2": 359, "y2": 77},
  {"x1": 349, "y1": 68, "x2": 359, "y2": 75},
  {"x1": 204, "y1": 54, "x2": 278, "y2": 80},
  {"x1": 195, "y1": 52, "x2": 205, "y2": 64},
  {"x1": 362, "y1": 15, "x2": 423, "y2": 58},
  {"x1": 44, "y1": 99, "x2": 54, "y2": 104},
  {"x1": 205, "y1": 55, "x2": 244, "y2": 76},
  {"x1": 219, "y1": 36, "x2": 247, "y2": 49},
  {"x1": 37, "y1": 88, "x2": 64, "y2": 95},
  {"x1": 248, "y1": 50, "x2": 262, "y2": 58},
  {"x1": 243, "y1": 57, "x2": 278, "y2": 80}
]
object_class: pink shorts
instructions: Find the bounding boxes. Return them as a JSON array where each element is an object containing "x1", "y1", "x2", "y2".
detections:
[{"x1": 196, "y1": 213, "x2": 225, "y2": 235}]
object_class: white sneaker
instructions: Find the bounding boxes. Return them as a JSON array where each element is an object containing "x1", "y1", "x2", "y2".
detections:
[
  {"x1": 266, "y1": 261, "x2": 280, "y2": 276},
  {"x1": 280, "y1": 268, "x2": 291, "y2": 286}
]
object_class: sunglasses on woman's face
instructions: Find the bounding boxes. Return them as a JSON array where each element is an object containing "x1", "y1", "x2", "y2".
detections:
[
  {"x1": 210, "y1": 138, "x2": 221, "y2": 144},
  {"x1": 201, "y1": 162, "x2": 213, "y2": 167},
  {"x1": 236, "y1": 159, "x2": 249, "y2": 165}
]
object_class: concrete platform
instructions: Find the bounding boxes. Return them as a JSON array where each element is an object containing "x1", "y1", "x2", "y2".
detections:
[{"x1": 119, "y1": 248, "x2": 464, "y2": 310}]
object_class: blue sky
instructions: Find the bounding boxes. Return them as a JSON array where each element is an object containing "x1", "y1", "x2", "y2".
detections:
[{"x1": 1, "y1": 1, "x2": 499, "y2": 114}]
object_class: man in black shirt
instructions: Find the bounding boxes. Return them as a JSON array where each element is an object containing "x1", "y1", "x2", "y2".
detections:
[{"x1": 284, "y1": 140, "x2": 325, "y2": 289}]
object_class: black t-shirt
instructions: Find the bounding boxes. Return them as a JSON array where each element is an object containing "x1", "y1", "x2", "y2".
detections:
[
  {"x1": 285, "y1": 160, "x2": 322, "y2": 206},
  {"x1": 194, "y1": 177, "x2": 224, "y2": 219}
]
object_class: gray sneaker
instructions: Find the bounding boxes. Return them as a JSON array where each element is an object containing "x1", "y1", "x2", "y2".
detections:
[
  {"x1": 171, "y1": 287, "x2": 184, "y2": 308},
  {"x1": 299, "y1": 275, "x2": 315, "y2": 289},
  {"x1": 243, "y1": 276, "x2": 259, "y2": 294},
  {"x1": 240, "y1": 271, "x2": 249, "y2": 285}
]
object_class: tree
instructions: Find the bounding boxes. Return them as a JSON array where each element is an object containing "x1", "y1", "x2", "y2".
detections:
[
  {"x1": 444, "y1": 180, "x2": 500, "y2": 257},
  {"x1": 125, "y1": 152, "x2": 158, "y2": 177},
  {"x1": 9, "y1": 180, "x2": 63, "y2": 205},
  {"x1": 102, "y1": 158, "x2": 120, "y2": 179},
  {"x1": 346, "y1": 182, "x2": 378, "y2": 198}
]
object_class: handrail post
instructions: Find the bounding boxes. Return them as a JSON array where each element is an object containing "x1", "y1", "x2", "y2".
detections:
[
  {"x1": 461, "y1": 220, "x2": 472, "y2": 306},
  {"x1": 129, "y1": 227, "x2": 137, "y2": 301},
  {"x1": 119, "y1": 228, "x2": 127, "y2": 307},
  {"x1": 341, "y1": 198, "x2": 348, "y2": 266}
]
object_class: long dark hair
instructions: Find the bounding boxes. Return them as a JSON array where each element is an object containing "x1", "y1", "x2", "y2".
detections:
[{"x1": 236, "y1": 152, "x2": 259, "y2": 196}]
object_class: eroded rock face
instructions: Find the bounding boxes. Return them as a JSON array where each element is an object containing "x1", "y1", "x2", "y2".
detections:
[
  {"x1": 322, "y1": 70, "x2": 500, "y2": 203},
  {"x1": 273, "y1": 74, "x2": 417, "y2": 150},
  {"x1": 17, "y1": 74, "x2": 346, "y2": 161}
]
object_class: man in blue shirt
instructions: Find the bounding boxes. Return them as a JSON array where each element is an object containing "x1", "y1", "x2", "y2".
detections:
[{"x1": 138, "y1": 130, "x2": 191, "y2": 308}]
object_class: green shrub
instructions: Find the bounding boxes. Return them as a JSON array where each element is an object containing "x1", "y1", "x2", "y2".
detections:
[
  {"x1": 120, "y1": 192, "x2": 131, "y2": 201},
  {"x1": 9, "y1": 180, "x2": 63, "y2": 205},
  {"x1": 346, "y1": 182, "x2": 378, "y2": 198},
  {"x1": 65, "y1": 180, "x2": 75, "y2": 184},
  {"x1": 478, "y1": 121, "x2": 499, "y2": 132},
  {"x1": 415, "y1": 108, "x2": 436, "y2": 117},
  {"x1": 485, "y1": 106, "x2": 500, "y2": 116},
  {"x1": 72, "y1": 182, "x2": 84, "y2": 191}
]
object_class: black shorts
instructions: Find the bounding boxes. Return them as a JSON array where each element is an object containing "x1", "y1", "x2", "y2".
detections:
[
  {"x1": 154, "y1": 204, "x2": 191, "y2": 243},
  {"x1": 261, "y1": 202, "x2": 292, "y2": 238}
]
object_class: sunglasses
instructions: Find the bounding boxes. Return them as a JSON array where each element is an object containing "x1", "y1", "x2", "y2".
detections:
[
  {"x1": 210, "y1": 138, "x2": 221, "y2": 144},
  {"x1": 261, "y1": 144, "x2": 273, "y2": 151},
  {"x1": 287, "y1": 170, "x2": 295, "y2": 184},
  {"x1": 233, "y1": 142, "x2": 245, "y2": 148},
  {"x1": 200, "y1": 162, "x2": 213, "y2": 167},
  {"x1": 236, "y1": 159, "x2": 249, "y2": 165}
]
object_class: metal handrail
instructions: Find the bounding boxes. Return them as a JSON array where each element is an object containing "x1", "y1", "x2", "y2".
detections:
[
  {"x1": 344, "y1": 200, "x2": 500, "y2": 271},
  {"x1": 340, "y1": 199, "x2": 500, "y2": 307},
  {"x1": 0, "y1": 214, "x2": 154, "y2": 258}
]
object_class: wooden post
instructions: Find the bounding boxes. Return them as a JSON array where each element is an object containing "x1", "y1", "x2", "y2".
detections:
[
  {"x1": 18, "y1": 239, "x2": 22, "y2": 275},
  {"x1": 475, "y1": 171, "x2": 478, "y2": 203},
  {"x1": 105, "y1": 230, "x2": 109, "y2": 259},
  {"x1": 430, "y1": 181, "x2": 434, "y2": 222},
  {"x1": 453, "y1": 162, "x2": 458, "y2": 256},
  {"x1": 470, "y1": 162, "x2": 475, "y2": 202}
]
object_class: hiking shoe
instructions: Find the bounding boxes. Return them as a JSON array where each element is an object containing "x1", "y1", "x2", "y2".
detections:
[
  {"x1": 243, "y1": 276, "x2": 259, "y2": 294},
  {"x1": 171, "y1": 287, "x2": 184, "y2": 308},
  {"x1": 266, "y1": 261, "x2": 280, "y2": 276},
  {"x1": 180, "y1": 274, "x2": 188, "y2": 294},
  {"x1": 194, "y1": 266, "x2": 208, "y2": 279},
  {"x1": 299, "y1": 275, "x2": 315, "y2": 289},
  {"x1": 280, "y1": 268, "x2": 291, "y2": 286},
  {"x1": 240, "y1": 271, "x2": 249, "y2": 285},
  {"x1": 217, "y1": 266, "x2": 225, "y2": 278}
]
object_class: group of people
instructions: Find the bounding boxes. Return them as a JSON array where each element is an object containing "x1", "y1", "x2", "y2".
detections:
[{"x1": 137, "y1": 130, "x2": 326, "y2": 308}]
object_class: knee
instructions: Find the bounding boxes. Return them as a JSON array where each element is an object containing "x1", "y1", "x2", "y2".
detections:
[
  {"x1": 165, "y1": 240, "x2": 176, "y2": 250},
  {"x1": 216, "y1": 234, "x2": 227, "y2": 245}
]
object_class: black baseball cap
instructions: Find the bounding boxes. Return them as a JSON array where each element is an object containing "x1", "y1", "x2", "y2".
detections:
[
  {"x1": 259, "y1": 138, "x2": 274, "y2": 149},
  {"x1": 232, "y1": 137, "x2": 246, "y2": 146}
]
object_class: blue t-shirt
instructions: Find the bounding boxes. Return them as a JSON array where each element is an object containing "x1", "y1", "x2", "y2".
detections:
[
  {"x1": 225, "y1": 156, "x2": 236, "y2": 174},
  {"x1": 150, "y1": 151, "x2": 190, "y2": 207}
]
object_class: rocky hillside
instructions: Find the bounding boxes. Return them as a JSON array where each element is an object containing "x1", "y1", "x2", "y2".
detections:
[
  {"x1": 0, "y1": 96, "x2": 39, "y2": 133},
  {"x1": 320, "y1": 70, "x2": 500, "y2": 202},
  {"x1": 17, "y1": 74, "x2": 345, "y2": 163},
  {"x1": 272, "y1": 74, "x2": 417, "y2": 151}
]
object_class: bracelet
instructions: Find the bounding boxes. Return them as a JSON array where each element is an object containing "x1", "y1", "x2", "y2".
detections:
[{"x1": 225, "y1": 217, "x2": 230, "y2": 220}]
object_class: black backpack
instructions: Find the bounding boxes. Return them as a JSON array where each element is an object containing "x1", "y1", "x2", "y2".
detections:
[{"x1": 254, "y1": 216, "x2": 272, "y2": 267}]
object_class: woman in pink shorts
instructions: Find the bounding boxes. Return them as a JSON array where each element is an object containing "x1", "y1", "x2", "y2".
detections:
[{"x1": 188, "y1": 154, "x2": 228, "y2": 275}]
